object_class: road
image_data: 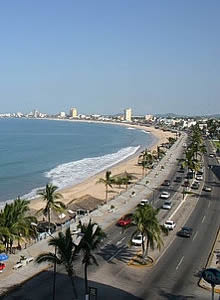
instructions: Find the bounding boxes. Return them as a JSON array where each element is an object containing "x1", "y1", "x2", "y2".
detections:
[{"x1": 4, "y1": 139, "x2": 220, "y2": 300}]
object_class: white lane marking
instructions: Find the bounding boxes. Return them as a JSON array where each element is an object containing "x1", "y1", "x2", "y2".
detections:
[
  {"x1": 176, "y1": 256, "x2": 184, "y2": 270},
  {"x1": 193, "y1": 231, "x2": 198, "y2": 241},
  {"x1": 116, "y1": 237, "x2": 126, "y2": 246},
  {"x1": 108, "y1": 249, "x2": 121, "y2": 262},
  {"x1": 208, "y1": 201, "x2": 211, "y2": 208},
  {"x1": 202, "y1": 216, "x2": 206, "y2": 223}
]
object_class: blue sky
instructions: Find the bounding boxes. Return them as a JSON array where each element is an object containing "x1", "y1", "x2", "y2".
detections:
[{"x1": 0, "y1": 0, "x2": 219, "y2": 115}]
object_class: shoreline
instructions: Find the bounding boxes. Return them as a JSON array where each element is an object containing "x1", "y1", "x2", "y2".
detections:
[{"x1": 28, "y1": 121, "x2": 174, "y2": 211}]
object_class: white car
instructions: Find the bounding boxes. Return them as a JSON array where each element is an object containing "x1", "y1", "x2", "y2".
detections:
[
  {"x1": 203, "y1": 186, "x2": 212, "y2": 192},
  {"x1": 160, "y1": 191, "x2": 170, "y2": 199},
  {"x1": 195, "y1": 175, "x2": 203, "y2": 181},
  {"x1": 162, "y1": 200, "x2": 172, "y2": 210},
  {"x1": 138, "y1": 199, "x2": 149, "y2": 207},
  {"x1": 164, "y1": 220, "x2": 176, "y2": 230},
  {"x1": 131, "y1": 234, "x2": 145, "y2": 246}
]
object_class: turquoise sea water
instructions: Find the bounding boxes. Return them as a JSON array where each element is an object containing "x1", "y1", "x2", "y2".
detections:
[{"x1": 0, "y1": 119, "x2": 156, "y2": 205}]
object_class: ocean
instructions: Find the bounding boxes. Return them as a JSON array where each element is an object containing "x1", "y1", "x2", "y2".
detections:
[{"x1": 0, "y1": 118, "x2": 156, "y2": 205}]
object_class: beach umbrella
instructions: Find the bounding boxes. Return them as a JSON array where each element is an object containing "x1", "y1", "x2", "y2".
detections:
[{"x1": 0, "y1": 253, "x2": 8, "y2": 261}]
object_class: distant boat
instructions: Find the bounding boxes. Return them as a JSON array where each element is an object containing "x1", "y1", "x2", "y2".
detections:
[{"x1": 127, "y1": 127, "x2": 135, "y2": 130}]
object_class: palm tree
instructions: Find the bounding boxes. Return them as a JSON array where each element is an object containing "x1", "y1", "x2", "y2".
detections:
[
  {"x1": 37, "y1": 184, "x2": 66, "y2": 233},
  {"x1": 77, "y1": 219, "x2": 106, "y2": 297},
  {"x1": 0, "y1": 197, "x2": 37, "y2": 253},
  {"x1": 131, "y1": 205, "x2": 167, "y2": 260},
  {"x1": 36, "y1": 228, "x2": 78, "y2": 299},
  {"x1": 96, "y1": 171, "x2": 114, "y2": 203},
  {"x1": 139, "y1": 152, "x2": 154, "y2": 176}
]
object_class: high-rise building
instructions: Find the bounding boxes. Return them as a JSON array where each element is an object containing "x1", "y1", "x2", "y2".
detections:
[
  {"x1": 124, "y1": 108, "x2": 132, "y2": 122},
  {"x1": 69, "y1": 107, "x2": 78, "y2": 118}
]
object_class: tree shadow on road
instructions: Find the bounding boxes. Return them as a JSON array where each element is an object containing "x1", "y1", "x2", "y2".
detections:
[
  {"x1": 1, "y1": 270, "x2": 144, "y2": 300},
  {"x1": 97, "y1": 243, "x2": 136, "y2": 264},
  {"x1": 158, "y1": 289, "x2": 195, "y2": 299}
]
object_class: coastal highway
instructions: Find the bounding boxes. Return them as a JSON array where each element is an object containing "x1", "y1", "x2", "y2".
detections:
[
  {"x1": 135, "y1": 148, "x2": 220, "y2": 299},
  {"x1": 5, "y1": 139, "x2": 220, "y2": 300}
]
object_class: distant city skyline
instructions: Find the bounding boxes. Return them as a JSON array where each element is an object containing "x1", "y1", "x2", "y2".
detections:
[{"x1": 0, "y1": 1, "x2": 220, "y2": 115}]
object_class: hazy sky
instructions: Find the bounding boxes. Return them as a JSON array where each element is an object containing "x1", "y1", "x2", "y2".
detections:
[{"x1": 0, "y1": 1, "x2": 219, "y2": 115}]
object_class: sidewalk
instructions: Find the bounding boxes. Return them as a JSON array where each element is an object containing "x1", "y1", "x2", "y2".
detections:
[
  {"x1": 199, "y1": 228, "x2": 220, "y2": 293},
  {"x1": 0, "y1": 133, "x2": 187, "y2": 295}
]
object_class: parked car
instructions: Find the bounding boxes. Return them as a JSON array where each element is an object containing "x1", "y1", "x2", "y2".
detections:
[
  {"x1": 117, "y1": 214, "x2": 133, "y2": 227},
  {"x1": 191, "y1": 181, "x2": 199, "y2": 190},
  {"x1": 138, "y1": 199, "x2": 149, "y2": 207},
  {"x1": 177, "y1": 227, "x2": 193, "y2": 238},
  {"x1": 209, "y1": 153, "x2": 215, "y2": 158},
  {"x1": 186, "y1": 172, "x2": 193, "y2": 179},
  {"x1": 195, "y1": 174, "x2": 203, "y2": 181},
  {"x1": 183, "y1": 181, "x2": 190, "y2": 187},
  {"x1": 164, "y1": 220, "x2": 176, "y2": 230},
  {"x1": 160, "y1": 191, "x2": 170, "y2": 199},
  {"x1": 162, "y1": 200, "x2": 172, "y2": 210},
  {"x1": 174, "y1": 176, "x2": 182, "y2": 183},
  {"x1": 131, "y1": 233, "x2": 145, "y2": 246},
  {"x1": 0, "y1": 263, "x2": 6, "y2": 272},
  {"x1": 203, "y1": 186, "x2": 212, "y2": 192},
  {"x1": 162, "y1": 180, "x2": 171, "y2": 186}
]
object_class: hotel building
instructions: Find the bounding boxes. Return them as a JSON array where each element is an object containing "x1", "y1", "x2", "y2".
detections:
[
  {"x1": 69, "y1": 107, "x2": 78, "y2": 118},
  {"x1": 124, "y1": 108, "x2": 132, "y2": 122}
]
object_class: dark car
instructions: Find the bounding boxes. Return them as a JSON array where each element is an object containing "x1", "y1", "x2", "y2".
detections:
[
  {"x1": 186, "y1": 172, "x2": 193, "y2": 179},
  {"x1": 117, "y1": 214, "x2": 133, "y2": 227},
  {"x1": 174, "y1": 176, "x2": 182, "y2": 183},
  {"x1": 191, "y1": 182, "x2": 199, "y2": 190},
  {"x1": 177, "y1": 227, "x2": 193, "y2": 238},
  {"x1": 162, "y1": 180, "x2": 171, "y2": 186},
  {"x1": 183, "y1": 180, "x2": 190, "y2": 187}
]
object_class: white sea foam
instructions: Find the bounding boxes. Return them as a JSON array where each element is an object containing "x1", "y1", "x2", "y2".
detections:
[
  {"x1": 45, "y1": 146, "x2": 140, "y2": 189},
  {"x1": 127, "y1": 127, "x2": 136, "y2": 130}
]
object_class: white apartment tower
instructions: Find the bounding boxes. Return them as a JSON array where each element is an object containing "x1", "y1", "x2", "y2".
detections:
[
  {"x1": 69, "y1": 107, "x2": 78, "y2": 118},
  {"x1": 124, "y1": 108, "x2": 132, "y2": 122}
]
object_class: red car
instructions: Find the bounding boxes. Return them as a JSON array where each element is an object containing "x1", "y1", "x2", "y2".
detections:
[
  {"x1": 117, "y1": 214, "x2": 133, "y2": 226},
  {"x1": 0, "y1": 263, "x2": 6, "y2": 271}
]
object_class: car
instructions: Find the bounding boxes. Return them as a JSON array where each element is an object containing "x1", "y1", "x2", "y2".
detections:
[
  {"x1": 195, "y1": 174, "x2": 203, "y2": 181},
  {"x1": 197, "y1": 169, "x2": 204, "y2": 175},
  {"x1": 162, "y1": 200, "x2": 172, "y2": 210},
  {"x1": 203, "y1": 186, "x2": 212, "y2": 192},
  {"x1": 138, "y1": 199, "x2": 149, "y2": 207},
  {"x1": 186, "y1": 172, "x2": 193, "y2": 179},
  {"x1": 131, "y1": 233, "x2": 145, "y2": 246},
  {"x1": 177, "y1": 226, "x2": 193, "y2": 238},
  {"x1": 117, "y1": 214, "x2": 133, "y2": 226},
  {"x1": 160, "y1": 191, "x2": 170, "y2": 199},
  {"x1": 174, "y1": 176, "x2": 182, "y2": 183},
  {"x1": 178, "y1": 168, "x2": 185, "y2": 173},
  {"x1": 183, "y1": 180, "x2": 190, "y2": 187},
  {"x1": 209, "y1": 153, "x2": 215, "y2": 158},
  {"x1": 164, "y1": 220, "x2": 176, "y2": 230},
  {"x1": 191, "y1": 181, "x2": 199, "y2": 190},
  {"x1": 162, "y1": 180, "x2": 171, "y2": 186},
  {"x1": 0, "y1": 263, "x2": 6, "y2": 272}
]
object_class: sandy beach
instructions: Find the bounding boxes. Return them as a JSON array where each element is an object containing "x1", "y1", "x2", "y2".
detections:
[{"x1": 29, "y1": 123, "x2": 175, "y2": 211}]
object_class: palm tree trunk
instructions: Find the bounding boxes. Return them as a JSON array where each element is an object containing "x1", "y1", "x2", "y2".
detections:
[
  {"x1": 69, "y1": 275, "x2": 78, "y2": 300},
  {"x1": 84, "y1": 262, "x2": 89, "y2": 296},
  {"x1": 141, "y1": 234, "x2": 145, "y2": 259},
  {"x1": 144, "y1": 238, "x2": 150, "y2": 259},
  {"x1": 48, "y1": 208, "x2": 51, "y2": 234},
  {"x1": 105, "y1": 184, "x2": 108, "y2": 203}
]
